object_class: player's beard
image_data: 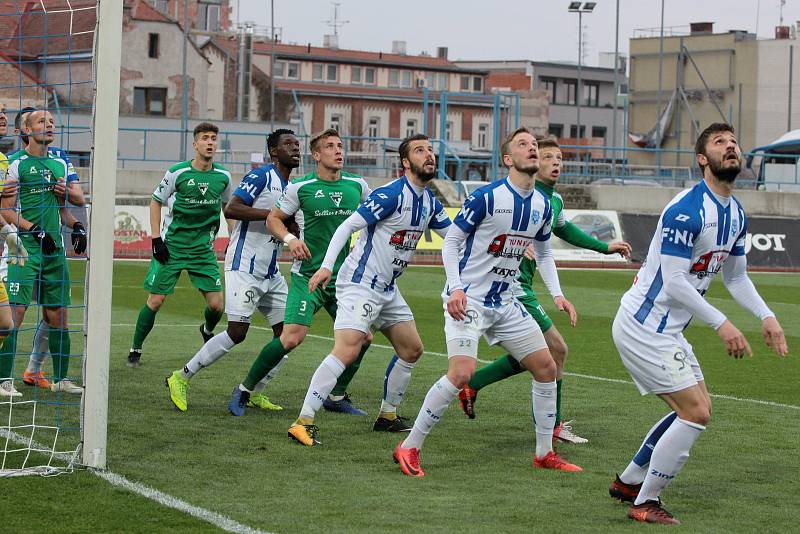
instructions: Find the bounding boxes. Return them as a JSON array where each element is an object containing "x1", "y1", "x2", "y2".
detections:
[
  {"x1": 410, "y1": 160, "x2": 437, "y2": 182},
  {"x1": 513, "y1": 159, "x2": 539, "y2": 177},
  {"x1": 708, "y1": 155, "x2": 740, "y2": 183}
]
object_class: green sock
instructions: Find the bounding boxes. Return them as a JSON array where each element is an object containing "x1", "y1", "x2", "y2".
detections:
[
  {"x1": 48, "y1": 328, "x2": 71, "y2": 381},
  {"x1": 555, "y1": 379, "x2": 563, "y2": 426},
  {"x1": 243, "y1": 337, "x2": 289, "y2": 391},
  {"x1": 330, "y1": 342, "x2": 369, "y2": 397},
  {"x1": 0, "y1": 330, "x2": 18, "y2": 379},
  {"x1": 203, "y1": 306, "x2": 223, "y2": 333},
  {"x1": 468, "y1": 353, "x2": 524, "y2": 391},
  {"x1": 132, "y1": 304, "x2": 158, "y2": 350}
]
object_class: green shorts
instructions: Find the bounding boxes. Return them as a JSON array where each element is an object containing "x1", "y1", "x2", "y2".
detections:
[
  {"x1": 283, "y1": 272, "x2": 338, "y2": 326},
  {"x1": 6, "y1": 252, "x2": 72, "y2": 307},
  {"x1": 517, "y1": 292, "x2": 553, "y2": 333},
  {"x1": 143, "y1": 251, "x2": 222, "y2": 295}
]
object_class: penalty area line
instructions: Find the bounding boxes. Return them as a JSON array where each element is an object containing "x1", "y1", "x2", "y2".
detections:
[{"x1": 110, "y1": 323, "x2": 800, "y2": 412}]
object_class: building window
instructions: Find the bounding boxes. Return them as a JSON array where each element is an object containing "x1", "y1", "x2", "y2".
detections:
[
  {"x1": 367, "y1": 117, "x2": 380, "y2": 138},
  {"x1": 147, "y1": 33, "x2": 159, "y2": 58},
  {"x1": 133, "y1": 87, "x2": 167, "y2": 116},
  {"x1": 273, "y1": 60, "x2": 285, "y2": 78},
  {"x1": 584, "y1": 83, "x2": 599, "y2": 106},
  {"x1": 401, "y1": 70, "x2": 412, "y2": 88},
  {"x1": 548, "y1": 123, "x2": 564, "y2": 138},
  {"x1": 438, "y1": 73, "x2": 449, "y2": 91},
  {"x1": 389, "y1": 69, "x2": 399, "y2": 87},
  {"x1": 285, "y1": 62, "x2": 299, "y2": 80},
  {"x1": 569, "y1": 124, "x2": 586, "y2": 138},
  {"x1": 477, "y1": 123, "x2": 488, "y2": 148},
  {"x1": 152, "y1": 0, "x2": 168, "y2": 13},
  {"x1": 541, "y1": 78, "x2": 556, "y2": 104},
  {"x1": 405, "y1": 119, "x2": 418, "y2": 138},
  {"x1": 326, "y1": 64, "x2": 338, "y2": 83},
  {"x1": 472, "y1": 77, "x2": 483, "y2": 93},
  {"x1": 354, "y1": 66, "x2": 375, "y2": 85},
  {"x1": 460, "y1": 76, "x2": 470, "y2": 91},
  {"x1": 313, "y1": 64, "x2": 324, "y2": 82},
  {"x1": 329, "y1": 114, "x2": 342, "y2": 133},
  {"x1": 563, "y1": 80, "x2": 577, "y2": 105},
  {"x1": 591, "y1": 126, "x2": 607, "y2": 141},
  {"x1": 445, "y1": 120, "x2": 453, "y2": 141},
  {"x1": 198, "y1": 1, "x2": 221, "y2": 31},
  {"x1": 364, "y1": 67, "x2": 376, "y2": 85}
]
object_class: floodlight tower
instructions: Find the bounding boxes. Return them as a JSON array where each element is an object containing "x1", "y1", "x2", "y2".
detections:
[{"x1": 568, "y1": 2, "x2": 596, "y2": 140}]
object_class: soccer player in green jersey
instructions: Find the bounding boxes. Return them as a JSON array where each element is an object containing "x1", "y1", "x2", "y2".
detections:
[
  {"x1": 227, "y1": 129, "x2": 372, "y2": 417},
  {"x1": 458, "y1": 138, "x2": 632, "y2": 442},
  {"x1": 0, "y1": 109, "x2": 84, "y2": 396},
  {"x1": 127, "y1": 122, "x2": 232, "y2": 368}
]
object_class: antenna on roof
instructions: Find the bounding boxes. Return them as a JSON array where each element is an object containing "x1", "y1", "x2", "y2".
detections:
[{"x1": 323, "y1": 2, "x2": 349, "y2": 36}]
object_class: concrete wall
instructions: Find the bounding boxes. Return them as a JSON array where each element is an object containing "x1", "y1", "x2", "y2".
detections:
[{"x1": 588, "y1": 184, "x2": 800, "y2": 217}]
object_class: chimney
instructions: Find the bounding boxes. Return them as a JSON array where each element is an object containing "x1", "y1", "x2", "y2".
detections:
[
  {"x1": 392, "y1": 40, "x2": 407, "y2": 55},
  {"x1": 689, "y1": 22, "x2": 714, "y2": 35},
  {"x1": 776, "y1": 25, "x2": 791, "y2": 39},
  {"x1": 323, "y1": 34, "x2": 339, "y2": 49},
  {"x1": 436, "y1": 46, "x2": 448, "y2": 59}
]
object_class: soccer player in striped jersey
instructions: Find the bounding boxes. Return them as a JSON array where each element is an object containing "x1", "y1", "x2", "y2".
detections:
[
  {"x1": 394, "y1": 128, "x2": 582, "y2": 477},
  {"x1": 165, "y1": 129, "x2": 300, "y2": 412},
  {"x1": 287, "y1": 134, "x2": 451, "y2": 446},
  {"x1": 608, "y1": 123, "x2": 788, "y2": 525},
  {"x1": 458, "y1": 138, "x2": 632, "y2": 443}
]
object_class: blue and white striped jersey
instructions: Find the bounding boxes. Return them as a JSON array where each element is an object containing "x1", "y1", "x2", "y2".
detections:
[
  {"x1": 339, "y1": 176, "x2": 450, "y2": 292},
  {"x1": 446, "y1": 177, "x2": 552, "y2": 308},
  {"x1": 620, "y1": 180, "x2": 747, "y2": 335},
  {"x1": 224, "y1": 164, "x2": 287, "y2": 278}
]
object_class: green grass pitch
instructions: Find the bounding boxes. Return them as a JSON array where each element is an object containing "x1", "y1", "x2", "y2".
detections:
[{"x1": 1, "y1": 260, "x2": 798, "y2": 532}]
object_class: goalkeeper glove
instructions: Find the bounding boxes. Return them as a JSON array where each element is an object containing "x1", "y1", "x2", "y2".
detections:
[
  {"x1": 152, "y1": 236, "x2": 170, "y2": 264},
  {"x1": 0, "y1": 224, "x2": 28, "y2": 266},
  {"x1": 30, "y1": 224, "x2": 57, "y2": 255},
  {"x1": 72, "y1": 221, "x2": 87, "y2": 254}
]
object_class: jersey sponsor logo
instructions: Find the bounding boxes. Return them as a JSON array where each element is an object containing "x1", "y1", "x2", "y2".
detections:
[
  {"x1": 495, "y1": 208, "x2": 512, "y2": 213},
  {"x1": 329, "y1": 191, "x2": 343, "y2": 207},
  {"x1": 392, "y1": 257, "x2": 409, "y2": 268},
  {"x1": 389, "y1": 229, "x2": 422, "y2": 251},
  {"x1": 690, "y1": 250, "x2": 727, "y2": 279},
  {"x1": 661, "y1": 226, "x2": 694, "y2": 248},
  {"x1": 314, "y1": 189, "x2": 325, "y2": 198},
  {"x1": 435, "y1": 210, "x2": 448, "y2": 222},
  {"x1": 239, "y1": 182, "x2": 258, "y2": 198},
  {"x1": 487, "y1": 233, "x2": 532, "y2": 259},
  {"x1": 363, "y1": 198, "x2": 385, "y2": 218},
  {"x1": 490, "y1": 266, "x2": 518, "y2": 278},
  {"x1": 313, "y1": 208, "x2": 354, "y2": 217}
]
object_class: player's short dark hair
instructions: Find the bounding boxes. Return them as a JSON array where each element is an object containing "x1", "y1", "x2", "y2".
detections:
[
  {"x1": 15, "y1": 106, "x2": 37, "y2": 144},
  {"x1": 695, "y1": 123, "x2": 735, "y2": 172},
  {"x1": 309, "y1": 128, "x2": 341, "y2": 153},
  {"x1": 536, "y1": 136, "x2": 560, "y2": 151},
  {"x1": 193, "y1": 122, "x2": 219, "y2": 139},
  {"x1": 501, "y1": 127, "x2": 534, "y2": 157},
  {"x1": 398, "y1": 133, "x2": 430, "y2": 163},
  {"x1": 267, "y1": 128, "x2": 296, "y2": 152}
]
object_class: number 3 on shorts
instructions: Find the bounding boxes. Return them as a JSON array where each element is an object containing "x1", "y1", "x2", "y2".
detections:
[{"x1": 299, "y1": 300, "x2": 307, "y2": 313}]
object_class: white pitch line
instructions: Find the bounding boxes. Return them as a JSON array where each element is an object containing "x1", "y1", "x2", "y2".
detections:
[
  {"x1": 0, "y1": 428, "x2": 271, "y2": 534},
  {"x1": 111, "y1": 323, "x2": 800, "y2": 411}
]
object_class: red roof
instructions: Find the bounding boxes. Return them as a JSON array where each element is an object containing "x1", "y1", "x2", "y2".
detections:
[
  {"x1": 0, "y1": 1, "x2": 96, "y2": 57},
  {"x1": 127, "y1": 0, "x2": 174, "y2": 24}
]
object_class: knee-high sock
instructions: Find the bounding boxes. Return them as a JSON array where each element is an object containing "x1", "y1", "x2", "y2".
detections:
[
  {"x1": 468, "y1": 354, "x2": 523, "y2": 391},
  {"x1": 132, "y1": 304, "x2": 157, "y2": 350},
  {"x1": 0, "y1": 331, "x2": 14, "y2": 379},
  {"x1": 532, "y1": 379, "x2": 557, "y2": 458},
  {"x1": 380, "y1": 355, "x2": 415, "y2": 414},
  {"x1": 634, "y1": 417, "x2": 705, "y2": 505},
  {"x1": 49, "y1": 328, "x2": 70, "y2": 382},
  {"x1": 203, "y1": 306, "x2": 223, "y2": 334},
  {"x1": 402, "y1": 376, "x2": 459, "y2": 450},
  {"x1": 330, "y1": 342, "x2": 369, "y2": 397},
  {"x1": 242, "y1": 337, "x2": 289, "y2": 391},
  {"x1": 253, "y1": 355, "x2": 288, "y2": 393},
  {"x1": 182, "y1": 331, "x2": 236, "y2": 379},
  {"x1": 620, "y1": 411, "x2": 678, "y2": 485},
  {"x1": 298, "y1": 355, "x2": 346, "y2": 421},
  {"x1": 555, "y1": 379, "x2": 563, "y2": 426},
  {"x1": 26, "y1": 319, "x2": 49, "y2": 373}
]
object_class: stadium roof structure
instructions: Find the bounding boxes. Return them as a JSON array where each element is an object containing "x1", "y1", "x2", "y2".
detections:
[{"x1": 751, "y1": 129, "x2": 800, "y2": 154}]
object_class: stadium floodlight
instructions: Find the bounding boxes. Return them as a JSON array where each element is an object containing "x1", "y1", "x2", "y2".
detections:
[
  {"x1": 583, "y1": 2, "x2": 597, "y2": 12},
  {"x1": 568, "y1": 1, "x2": 582, "y2": 11}
]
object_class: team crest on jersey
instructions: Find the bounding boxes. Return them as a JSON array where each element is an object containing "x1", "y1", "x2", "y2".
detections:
[
  {"x1": 198, "y1": 183, "x2": 209, "y2": 196},
  {"x1": 329, "y1": 191, "x2": 343, "y2": 207},
  {"x1": 531, "y1": 209, "x2": 540, "y2": 224},
  {"x1": 315, "y1": 190, "x2": 325, "y2": 198},
  {"x1": 730, "y1": 219, "x2": 739, "y2": 238},
  {"x1": 421, "y1": 206, "x2": 429, "y2": 219}
]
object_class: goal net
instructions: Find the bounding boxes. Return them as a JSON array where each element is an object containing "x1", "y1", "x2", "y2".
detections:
[{"x1": 0, "y1": 0, "x2": 120, "y2": 477}]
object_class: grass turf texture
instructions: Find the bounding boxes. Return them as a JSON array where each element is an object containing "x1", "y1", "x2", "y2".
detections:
[{"x1": 2, "y1": 260, "x2": 798, "y2": 532}]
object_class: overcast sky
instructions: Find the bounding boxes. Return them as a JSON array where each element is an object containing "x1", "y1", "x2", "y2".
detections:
[{"x1": 234, "y1": 0, "x2": 800, "y2": 66}]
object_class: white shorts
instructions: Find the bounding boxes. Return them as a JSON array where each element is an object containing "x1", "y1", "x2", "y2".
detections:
[
  {"x1": 334, "y1": 281, "x2": 414, "y2": 334},
  {"x1": 443, "y1": 297, "x2": 547, "y2": 360},
  {"x1": 612, "y1": 307, "x2": 704, "y2": 396},
  {"x1": 224, "y1": 270, "x2": 287, "y2": 326}
]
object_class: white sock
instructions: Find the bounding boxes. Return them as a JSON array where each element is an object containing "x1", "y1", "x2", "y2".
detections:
[
  {"x1": 254, "y1": 355, "x2": 288, "y2": 393},
  {"x1": 620, "y1": 411, "x2": 678, "y2": 485},
  {"x1": 634, "y1": 417, "x2": 705, "y2": 505},
  {"x1": 532, "y1": 379, "x2": 557, "y2": 458},
  {"x1": 380, "y1": 355, "x2": 415, "y2": 414},
  {"x1": 26, "y1": 320, "x2": 50, "y2": 373},
  {"x1": 401, "y1": 376, "x2": 459, "y2": 450},
  {"x1": 299, "y1": 355, "x2": 346, "y2": 421},
  {"x1": 182, "y1": 331, "x2": 236, "y2": 379}
]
